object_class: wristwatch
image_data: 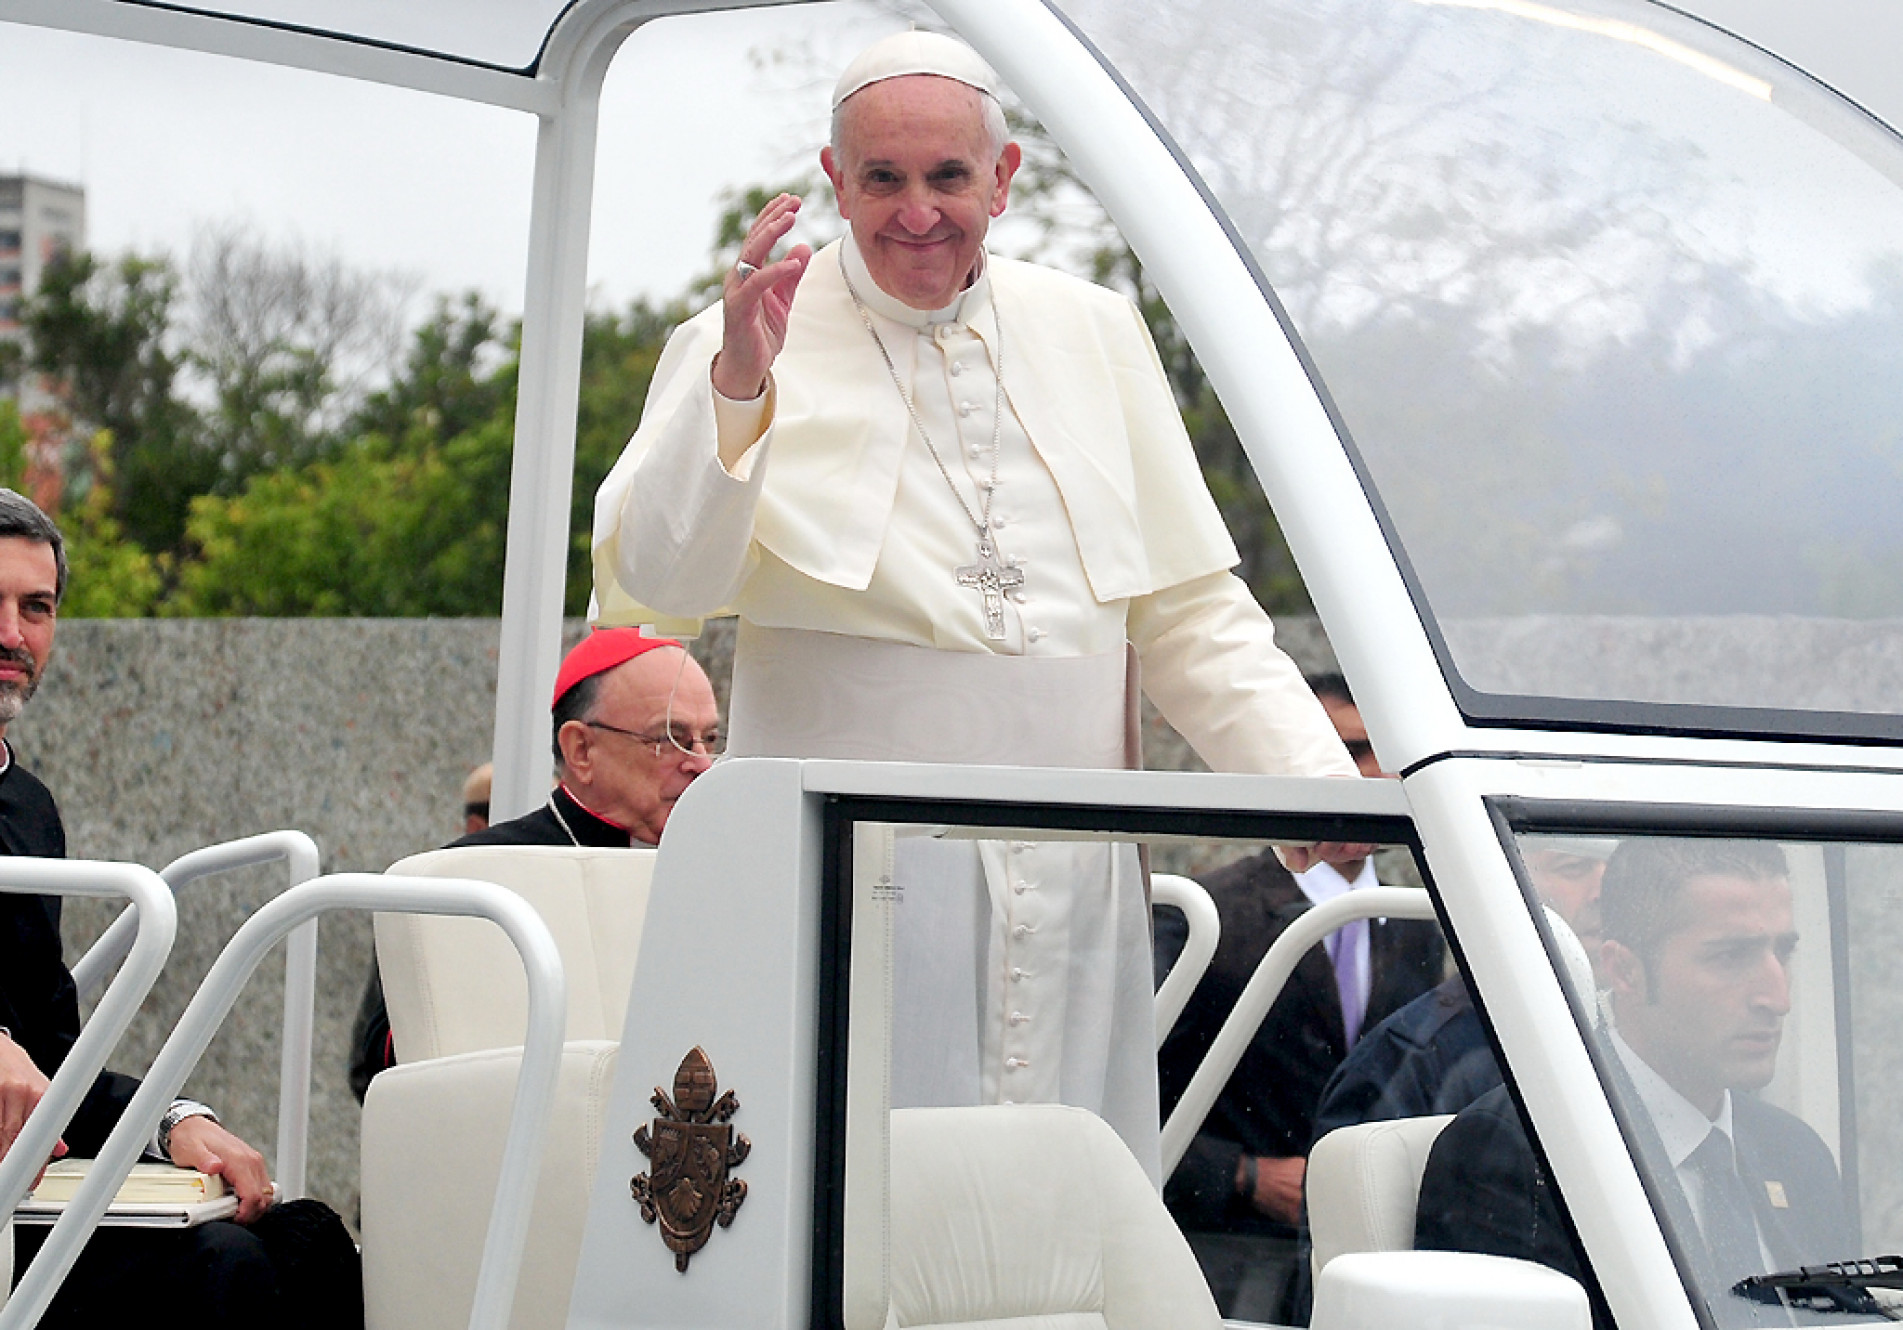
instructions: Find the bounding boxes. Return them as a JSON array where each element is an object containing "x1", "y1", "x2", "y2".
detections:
[{"x1": 156, "y1": 1100, "x2": 219, "y2": 1161}]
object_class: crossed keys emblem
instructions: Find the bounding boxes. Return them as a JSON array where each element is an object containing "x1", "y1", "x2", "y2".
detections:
[{"x1": 631, "y1": 1047, "x2": 750, "y2": 1271}]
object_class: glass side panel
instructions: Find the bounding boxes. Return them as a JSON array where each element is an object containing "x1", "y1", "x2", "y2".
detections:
[
  {"x1": 835, "y1": 816, "x2": 1448, "y2": 1330},
  {"x1": 1057, "y1": 0, "x2": 1903, "y2": 730},
  {"x1": 110, "y1": 0, "x2": 575, "y2": 70},
  {"x1": 1423, "y1": 830, "x2": 1903, "y2": 1327}
]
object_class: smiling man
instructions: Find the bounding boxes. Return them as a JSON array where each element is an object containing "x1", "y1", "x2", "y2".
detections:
[{"x1": 592, "y1": 30, "x2": 1358, "y2": 1172}]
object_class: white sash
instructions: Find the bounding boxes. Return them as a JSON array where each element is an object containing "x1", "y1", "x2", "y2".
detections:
[{"x1": 727, "y1": 622, "x2": 1128, "y2": 770}]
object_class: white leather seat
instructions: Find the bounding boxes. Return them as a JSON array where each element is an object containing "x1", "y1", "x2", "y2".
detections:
[
  {"x1": 376, "y1": 844, "x2": 655, "y2": 1060},
  {"x1": 363, "y1": 844, "x2": 655, "y2": 1330},
  {"x1": 888, "y1": 1105, "x2": 1221, "y2": 1330},
  {"x1": 1306, "y1": 1114, "x2": 1454, "y2": 1278}
]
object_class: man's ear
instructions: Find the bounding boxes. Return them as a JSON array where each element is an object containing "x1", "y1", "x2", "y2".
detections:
[
  {"x1": 821, "y1": 145, "x2": 850, "y2": 219},
  {"x1": 556, "y1": 721, "x2": 592, "y2": 784},
  {"x1": 1600, "y1": 937, "x2": 1647, "y2": 1004},
  {"x1": 990, "y1": 141, "x2": 1022, "y2": 218}
]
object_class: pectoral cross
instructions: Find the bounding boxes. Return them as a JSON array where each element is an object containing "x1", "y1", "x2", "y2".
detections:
[{"x1": 956, "y1": 538, "x2": 1025, "y2": 642}]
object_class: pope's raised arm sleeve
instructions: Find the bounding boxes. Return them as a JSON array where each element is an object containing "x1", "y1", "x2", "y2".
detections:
[
  {"x1": 592, "y1": 310, "x2": 776, "y2": 621},
  {"x1": 1129, "y1": 571, "x2": 1357, "y2": 778}
]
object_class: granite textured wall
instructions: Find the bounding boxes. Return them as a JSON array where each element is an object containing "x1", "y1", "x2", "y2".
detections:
[{"x1": 20, "y1": 615, "x2": 1334, "y2": 1223}]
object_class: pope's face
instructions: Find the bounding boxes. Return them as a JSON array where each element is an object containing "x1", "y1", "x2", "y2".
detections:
[
  {"x1": 821, "y1": 75, "x2": 1021, "y2": 311},
  {"x1": 1604, "y1": 872, "x2": 1796, "y2": 1116}
]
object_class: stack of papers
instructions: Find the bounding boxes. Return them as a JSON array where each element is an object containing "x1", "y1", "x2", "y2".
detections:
[{"x1": 16, "y1": 1161, "x2": 240, "y2": 1228}]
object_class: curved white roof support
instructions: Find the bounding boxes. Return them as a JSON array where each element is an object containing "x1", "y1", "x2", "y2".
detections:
[{"x1": 487, "y1": 0, "x2": 808, "y2": 818}]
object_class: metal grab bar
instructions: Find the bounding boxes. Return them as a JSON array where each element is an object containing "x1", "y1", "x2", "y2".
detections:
[
  {"x1": 1152, "y1": 873, "x2": 1222, "y2": 1049},
  {"x1": 4, "y1": 874, "x2": 566, "y2": 1330},
  {"x1": 1160, "y1": 886, "x2": 1438, "y2": 1176},
  {"x1": 69, "y1": 831, "x2": 324, "y2": 1198},
  {"x1": 0, "y1": 860, "x2": 176, "y2": 1222}
]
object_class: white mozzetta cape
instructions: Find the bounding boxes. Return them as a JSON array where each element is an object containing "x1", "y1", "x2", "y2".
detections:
[
  {"x1": 595, "y1": 240, "x2": 1238, "y2": 624},
  {"x1": 593, "y1": 240, "x2": 1354, "y2": 780}
]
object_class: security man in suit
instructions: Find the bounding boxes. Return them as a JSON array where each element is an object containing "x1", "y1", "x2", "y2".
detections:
[{"x1": 1416, "y1": 838, "x2": 1857, "y2": 1328}]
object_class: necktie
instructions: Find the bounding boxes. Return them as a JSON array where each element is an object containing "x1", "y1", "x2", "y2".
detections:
[
  {"x1": 1326, "y1": 917, "x2": 1369, "y2": 1047},
  {"x1": 1687, "y1": 1128, "x2": 1765, "y2": 1294}
]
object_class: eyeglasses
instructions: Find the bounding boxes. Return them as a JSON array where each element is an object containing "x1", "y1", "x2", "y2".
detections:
[{"x1": 583, "y1": 719, "x2": 725, "y2": 759}]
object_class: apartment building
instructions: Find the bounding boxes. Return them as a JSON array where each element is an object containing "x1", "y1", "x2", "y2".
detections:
[{"x1": 0, "y1": 173, "x2": 87, "y2": 401}]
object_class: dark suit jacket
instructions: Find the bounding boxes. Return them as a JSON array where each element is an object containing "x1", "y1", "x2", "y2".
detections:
[
  {"x1": 1156, "y1": 849, "x2": 1444, "y2": 1234},
  {"x1": 0, "y1": 754, "x2": 141, "y2": 1156},
  {"x1": 1416, "y1": 1067, "x2": 1857, "y2": 1328},
  {"x1": 1309, "y1": 976, "x2": 1500, "y2": 1151}
]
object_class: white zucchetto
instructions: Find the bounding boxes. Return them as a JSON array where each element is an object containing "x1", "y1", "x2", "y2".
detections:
[{"x1": 831, "y1": 30, "x2": 1000, "y2": 109}]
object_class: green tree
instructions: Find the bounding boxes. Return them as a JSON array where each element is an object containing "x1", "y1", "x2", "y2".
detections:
[
  {"x1": 351, "y1": 292, "x2": 513, "y2": 446},
  {"x1": 186, "y1": 226, "x2": 413, "y2": 489},
  {"x1": 0, "y1": 400, "x2": 27, "y2": 491},
  {"x1": 171, "y1": 292, "x2": 681, "y2": 619},
  {"x1": 58, "y1": 431, "x2": 165, "y2": 618},
  {"x1": 22, "y1": 251, "x2": 213, "y2": 553},
  {"x1": 567, "y1": 298, "x2": 681, "y2": 613}
]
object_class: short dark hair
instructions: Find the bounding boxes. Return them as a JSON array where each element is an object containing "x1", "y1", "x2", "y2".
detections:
[
  {"x1": 0, "y1": 489, "x2": 66, "y2": 604},
  {"x1": 1600, "y1": 838, "x2": 1789, "y2": 954},
  {"x1": 1307, "y1": 672, "x2": 1353, "y2": 708},
  {"x1": 550, "y1": 672, "x2": 606, "y2": 769}
]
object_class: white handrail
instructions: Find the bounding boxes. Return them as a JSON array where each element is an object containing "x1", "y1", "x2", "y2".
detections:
[
  {"x1": 1160, "y1": 886, "x2": 1438, "y2": 1176},
  {"x1": 69, "y1": 830, "x2": 324, "y2": 1198},
  {"x1": 1152, "y1": 873, "x2": 1222, "y2": 1049},
  {"x1": 3, "y1": 873, "x2": 567, "y2": 1330},
  {"x1": 0, "y1": 860, "x2": 176, "y2": 1221}
]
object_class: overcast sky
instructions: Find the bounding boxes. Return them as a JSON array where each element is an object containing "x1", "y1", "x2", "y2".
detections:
[
  {"x1": 0, "y1": 2, "x2": 892, "y2": 317},
  {"x1": 1, "y1": 0, "x2": 1897, "y2": 322}
]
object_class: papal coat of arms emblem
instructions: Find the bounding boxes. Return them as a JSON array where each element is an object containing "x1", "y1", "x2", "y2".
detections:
[{"x1": 631, "y1": 1046, "x2": 750, "y2": 1271}]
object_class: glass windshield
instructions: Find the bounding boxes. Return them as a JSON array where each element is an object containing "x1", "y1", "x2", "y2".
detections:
[
  {"x1": 831, "y1": 810, "x2": 1439, "y2": 1330},
  {"x1": 1414, "y1": 827, "x2": 1903, "y2": 1327},
  {"x1": 1056, "y1": 0, "x2": 1903, "y2": 736}
]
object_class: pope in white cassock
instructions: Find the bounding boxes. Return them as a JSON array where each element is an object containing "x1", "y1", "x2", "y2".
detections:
[{"x1": 593, "y1": 31, "x2": 1360, "y2": 1178}]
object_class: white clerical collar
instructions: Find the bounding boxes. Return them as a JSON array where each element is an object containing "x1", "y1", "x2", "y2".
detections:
[
  {"x1": 1294, "y1": 856, "x2": 1378, "y2": 907},
  {"x1": 1609, "y1": 1022, "x2": 1734, "y2": 1168},
  {"x1": 841, "y1": 233, "x2": 991, "y2": 330}
]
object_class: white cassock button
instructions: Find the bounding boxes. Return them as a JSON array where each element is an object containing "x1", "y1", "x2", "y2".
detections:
[
  {"x1": 1012, "y1": 923, "x2": 1035, "y2": 938},
  {"x1": 968, "y1": 444, "x2": 984, "y2": 458},
  {"x1": 958, "y1": 402, "x2": 974, "y2": 417},
  {"x1": 1027, "y1": 627, "x2": 1044, "y2": 642},
  {"x1": 950, "y1": 361, "x2": 965, "y2": 377},
  {"x1": 992, "y1": 514, "x2": 1007, "y2": 529},
  {"x1": 1011, "y1": 967, "x2": 1028, "y2": 982},
  {"x1": 1011, "y1": 590, "x2": 1028, "y2": 604},
  {"x1": 1005, "y1": 1057, "x2": 1029, "y2": 1069},
  {"x1": 1009, "y1": 1011, "x2": 1030, "y2": 1025}
]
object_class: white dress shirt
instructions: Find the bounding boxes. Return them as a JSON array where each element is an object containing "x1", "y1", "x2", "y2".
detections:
[{"x1": 1610, "y1": 1025, "x2": 1773, "y2": 1267}]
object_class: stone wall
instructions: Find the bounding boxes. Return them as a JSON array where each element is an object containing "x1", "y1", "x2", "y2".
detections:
[{"x1": 21, "y1": 616, "x2": 1336, "y2": 1222}]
